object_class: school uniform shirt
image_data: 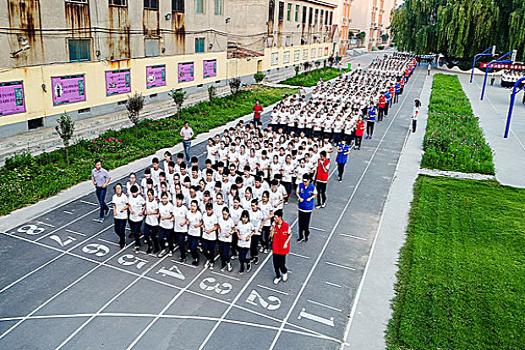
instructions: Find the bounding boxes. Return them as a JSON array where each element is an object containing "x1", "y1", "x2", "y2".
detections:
[
  {"x1": 151, "y1": 167, "x2": 162, "y2": 186},
  {"x1": 145, "y1": 199, "x2": 159, "y2": 226},
  {"x1": 112, "y1": 194, "x2": 129, "y2": 220},
  {"x1": 281, "y1": 162, "x2": 294, "y2": 183},
  {"x1": 252, "y1": 182, "x2": 269, "y2": 200},
  {"x1": 128, "y1": 195, "x2": 145, "y2": 223},
  {"x1": 237, "y1": 222, "x2": 254, "y2": 248},
  {"x1": 218, "y1": 217, "x2": 235, "y2": 243},
  {"x1": 173, "y1": 204, "x2": 189, "y2": 232},
  {"x1": 336, "y1": 144, "x2": 351, "y2": 164},
  {"x1": 187, "y1": 211, "x2": 203, "y2": 237},
  {"x1": 158, "y1": 202, "x2": 175, "y2": 230},
  {"x1": 250, "y1": 209, "x2": 264, "y2": 234},
  {"x1": 202, "y1": 213, "x2": 218, "y2": 241},
  {"x1": 272, "y1": 221, "x2": 291, "y2": 255},
  {"x1": 229, "y1": 206, "x2": 243, "y2": 225},
  {"x1": 259, "y1": 201, "x2": 273, "y2": 227},
  {"x1": 295, "y1": 165, "x2": 309, "y2": 185},
  {"x1": 269, "y1": 189, "x2": 284, "y2": 210},
  {"x1": 241, "y1": 196, "x2": 253, "y2": 211}
]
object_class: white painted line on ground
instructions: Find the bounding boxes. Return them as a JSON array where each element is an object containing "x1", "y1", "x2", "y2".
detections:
[
  {"x1": 97, "y1": 238, "x2": 120, "y2": 247},
  {"x1": 339, "y1": 233, "x2": 367, "y2": 241},
  {"x1": 34, "y1": 206, "x2": 101, "y2": 242},
  {"x1": 257, "y1": 284, "x2": 290, "y2": 296},
  {"x1": 307, "y1": 299, "x2": 343, "y2": 313},
  {"x1": 310, "y1": 227, "x2": 327, "y2": 232},
  {"x1": 65, "y1": 229, "x2": 87, "y2": 237},
  {"x1": 80, "y1": 200, "x2": 99, "y2": 206},
  {"x1": 267, "y1": 67, "x2": 419, "y2": 350},
  {"x1": 36, "y1": 221, "x2": 55, "y2": 228},
  {"x1": 211, "y1": 271, "x2": 240, "y2": 282},
  {"x1": 63, "y1": 210, "x2": 74, "y2": 215},
  {"x1": 173, "y1": 260, "x2": 197, "y2": 269},
  {"x1": 325, "y1": 281, "x2": 342, "y2": 288},
  {"x1": 325, "y1": 261, "x2": 357, "y2": 271},
  {"x1": 290, "y1": 252, "x2": 310, "y2": 259}
]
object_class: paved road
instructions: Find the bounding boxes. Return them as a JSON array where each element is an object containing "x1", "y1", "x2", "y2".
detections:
[{"x1": 0, "y1": 57, "x2": 425, "y2": 350}]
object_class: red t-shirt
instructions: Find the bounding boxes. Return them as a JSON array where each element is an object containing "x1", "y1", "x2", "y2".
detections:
[
  {"x1": 272, "y1": 221, "x2": 290, "y2": 255},
  {"x1": 253, "y1": 104, "x2": 263, "y2": 119},
  {"x1": 378, "y1": 95, "x2": 386, "y2": 108},
  {"x1": 316, "y1": 158, "x2": 330, "y2": 182},
  {"x1": 356, "y1": 119, "x2": 365, "y2": 137}
]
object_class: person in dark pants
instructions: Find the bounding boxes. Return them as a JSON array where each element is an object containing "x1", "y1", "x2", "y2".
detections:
[
  {"x1": 144, "y1": 189, "x2": 160, "y2": 256},
  {"x1": 218, "y1": 207, "x2": 235, "y2": 272},
  {"x1": 355, "y1": 116, "x2": 365, "y2": 150},
  {"x1": 296, "y1": 174, "x2": 317, "y2": 242},
  {"x1": 127, "y1": 185, "x2": 145, "y2": 253},
  {"x1": 157, "y1": 192, "x2": 175, "y2": 257},
  {"x1": 92, "y1": 160, "x2": 111, "y2": 223},
  {"x1": 336, "y1": 140, "x2": 351, "y2": 182},
  {"x1": 179, "y1": 121, "x2": 194, "y2": 163},
  {"x1": 173, "y1": 193, "x2": 189, "y2": 262},
  {"x1": 236, "y1": 210, "x2": 254, "y2": 274},
  {"x1": 412, "y1": 98, "x2": 421, "y2": 133},
  {"x1": 366, "y1": 104, "x2": 377, "y2": 139},
  {"x1": 271, "y1": 209, "x2": 291, "y2": 285},
  {"x1": 315, "y1": 151, "x2": 330, "y2": 209},
  {"x1": 111, "y1": 183, "x2": 128, "y2": 249},
  {"x1": 253, "y1": 100, "x2": 264, "y2": 126},
  {"x1": 202, "y1": 202, "x2": 218, "y2": 270}
]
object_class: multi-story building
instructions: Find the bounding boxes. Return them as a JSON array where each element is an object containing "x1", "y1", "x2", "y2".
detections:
[
  {"x1": 0, "y1": 0, "x2": 335, "y2": 137},
  {"x1": 333, "y1": 0, "x2": 351, "y2": 57},
  {"x1": 349, "y1": 0, "x2": 396, "y2": 51}
]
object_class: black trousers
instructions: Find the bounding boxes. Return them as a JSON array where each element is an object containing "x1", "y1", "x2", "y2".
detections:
[
  {"x1": 188, "y1": 235, "x2": 200, "y2": 260},
  {"x1": 219, "y1": 241, "x2": 231, "y2": 267},
  {"x1": 273, "y1": 254, "x2": 288, "y2": 278},
  {"x1": 114, "y1": 218, "x2": 127, "y2": 248},
  {"x1": 394, "y1": 93, "x2": 399, "y2": 103},
  {"x1": 378, "y1": 107, "x2": 385, "y2": 121},
  {"x1": 355, "y1": 135, "x2": 363, "y2": 149},
  {"x1": 250, "y1": 235, "x2": 260, "y2": 259},
  {"x1": 384, "y1": 103, "x2": 389, "y2": 116},
  {"x1": 366, "y1": 121, "x2": 375, "y2": 137},
  {"x1": 144, "y1": 223, "x2": 160, "y2": 253},
  {"x1": 128, "y1": 219, "x2": 142, "y2": 247},
  {"x1": 298, "y1": 210, "x2": 312, "y2": 240},
  {"x1": 337, "y1": 162, "x2": 346, "y2": 179},
  {"x1": 159, "y1": 227, "x2": 174, "y2": 252},
  {"x1": 412, "y1": 119, "x2": 417, "y2": 133},
  {"x1": 202, "y1": 239, "x2": 216, "y2": 263},
  {"x1": 316, "y1": 181, "x2": 327, "y2": 206},
  {"x1": 282, "y1": 181, "x2": 292, "y2": 202},
  {"x1": 261, "y1": 226, "x2": 271, "y2": 249},
  {"x1": 175, "y1": 231, "x2": 187, "y2": 259},
  {"x1": 239, "y1": 247, "x2": 250, "y2": 271}
]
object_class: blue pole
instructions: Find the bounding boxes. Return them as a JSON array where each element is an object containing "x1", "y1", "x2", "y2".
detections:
[
  {"x1": 470, "y1": 47, "x2": 494, "y2": 83},
  {"x1": 504, "y1": 77, "x2": 525, "y2": 138},
  {"x1": 480, "y1": 53, "x2": 513, "y2": 101},
  {"x1": 470, "y1": 54, "x2": 479, "y2": 83},
  {"x1": 481, "y1": 67, "x2": 490, "y2": 100}
]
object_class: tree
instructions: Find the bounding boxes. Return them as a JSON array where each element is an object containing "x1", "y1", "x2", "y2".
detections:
[
  {"x1": 169, "y1": 89, "x2": 186, "y2": 118},
  {"x1": 208, "y1": 85, "x2": 216, "y2": 101},
  {"x1": 229, "y1": 78, "x2": 242, "y2": 95},
  {"x1": 294, "y1": 65, "x2": 301, "y2": 76},
  {"x1": 126, "y1": 93, "x2": 144, "y2": 126},
  {"x1": 254, "y1": 72, "x2": 266, "y2": 83},
  {"x1": 55, "y1": 112, "x2": 75, "y2": 165},
  {"x1": 303, "y1": 61, "x2": 312, "y2": 72}
]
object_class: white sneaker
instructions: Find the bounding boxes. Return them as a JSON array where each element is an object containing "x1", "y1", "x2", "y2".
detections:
[
  {"x1": 204, "y1": 260, "x2": 210, "y2": 269},
  {"x1": 209, "y1": 263, "x2": 214, "y2": 270},
  {"x1": 263, "y1": 249, "x2": 269, "y2": 254},
  {"x1": 227, "y1": 262, "x2": 233, "y2": 272},
  {"x1": 259, "y1": 246, "x2": 264, "y2": 253},
  {"x1": 273, "y1": 277, "x2": 281, "y2": 285},
  {"x1": 321, "y1": 203, "x2": 326, "y2": 208},
  {"x1": 282, "y1": 272, "x2": 288, "y2": 282}
]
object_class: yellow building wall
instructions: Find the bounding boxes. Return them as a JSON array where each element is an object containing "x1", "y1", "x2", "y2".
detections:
[{"x1": 0, "y1": 43, "x2": 332, "y2": 127}]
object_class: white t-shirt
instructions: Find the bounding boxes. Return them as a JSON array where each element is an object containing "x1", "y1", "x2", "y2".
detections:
[
  {"x1": 259, "y1": 201, "x2": 273, "y2": 227},
  {"x1": 128, "y1": 195, "x2": 145, "y2": 223},
  {"x1": 158, "y1": 202, "x2": 174, "y2": 230},
  {"x1": 250, "y1": 209, "x2": 264, "y2": 234},
  {"x1": 269, "y1": 188, "x2": 284, "y2": 210},
  {"x1": 237, "y1": 221, "x2": 254, "y2": 248},
  {"x1": 112, "y1": 194, "x2": 128, "y2": 220},
  {"x1": 181, "y1": 127, "x2": 194, "y2": 140},
  {"x1": 230, "y1": 206, "x2": 243, "y2": 225},
  {"x1": 218, "y1": 217, "x2": 235, "y2": 243},
  {"x1": 281, "y1": 162, "x2": 294, "y2": 182},
  {"x1": 202, "y1": 213, "x2": 218, "y2": 241},
  {"x1": 145, "y1": 199, "x2": 159, "y2": 226},
  {"x1": 173, "y1": 204, "x2": 188, "y2": 232},
  {"x1": 187, "y1": 211, "x2": 203, "y2": 237}
]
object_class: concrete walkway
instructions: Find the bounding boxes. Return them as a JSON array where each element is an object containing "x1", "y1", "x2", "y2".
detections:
[
  {"x1": 458, "y1": 74, "x2": 525, "y2": 188},
  {"x1": 342, "y1": 71, "x2": 431, "y2": 350}
]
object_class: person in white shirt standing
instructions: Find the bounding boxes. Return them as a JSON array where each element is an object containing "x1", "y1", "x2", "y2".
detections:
[
  {"x1": 202, "y1": 202, "x2": 219, "y2": 269},
  {"x1": 158, "y1": 192, "x2": 175, "y2": 257},
  {"x1": 180, "y1": 121, "x2": 194, "y2": 163},
  {"x1": 218, "y1": 207, "x2": 235, "y2": 271},
  {"x1": 144, "y1": 189, "x2": 160, "y2": 256},
  {"x1": 112, "y1": 183, "x2": 129, "y2": 249},
  {"x1": 128, "y1": 185, "x2": 145, "y2": 253},
  {"x1": 173, "y1": 193, "x2": 189, "y2": 262}
]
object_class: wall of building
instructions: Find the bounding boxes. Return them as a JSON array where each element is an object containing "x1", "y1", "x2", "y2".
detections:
[{"x1": 334, "y1": 0, "x2": 351, "y2": 56}]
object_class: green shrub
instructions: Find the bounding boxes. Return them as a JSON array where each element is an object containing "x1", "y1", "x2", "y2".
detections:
[
  {"x1": 254, "y1": 72, "x2": 266, "y2": 83},
  {"x1": 280, "y1": 67, "x2": 350, "y2": 87}
]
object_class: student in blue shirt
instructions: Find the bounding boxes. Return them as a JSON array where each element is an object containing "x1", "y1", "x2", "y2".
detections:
[
  {"x1": 366, "y1": 104, "x2": 377, "y2": 139},
  {"x1": 296, "y1": 174, "x2": 317, "y2": 243},
  {"x1": 384, "y1": 90, "x2": 391, "y2": 116},
  {"x1": 394, "y1": 82, "x2": 401, "y2": 103},
  {"x1": 336, "y1": 140, "x2": 351, "y2": 182}
]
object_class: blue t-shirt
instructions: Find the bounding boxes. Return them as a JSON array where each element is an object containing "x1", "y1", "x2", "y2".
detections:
[
  {"x1": 385, "y1": 91, "x2": 391, "y2": 101},
  {"x1": 395, "y1": 83, "x2": 401, "y2": 93},
  {"x1": 367, "y1": 107, "x2": 377, "y2": 122},
  {"x1": 297, "y1": 182, "x2": 316, "y2": 212},
  {"x1": 336, "y1": 143, "x2": 350, "y2": 164}
]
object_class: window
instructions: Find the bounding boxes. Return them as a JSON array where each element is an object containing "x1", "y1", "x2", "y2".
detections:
[
  {"x1": 308, "y1": 7, "x2": 313, "y2": 25},
  {"x1": 195, "y1": 0, "x2": 205, "y2": 14},
  {"x1": 66, "y1": 0, "x2": 88, "y2": 3},
  {"x1": 214, "y1": 0, "x2": 222, "y2": 15},
  {"x1": 295, "y1": 5, "x2": 299, "y2": 21},
  {"x1": 287, "y1": 3, "x2": 292, "y2": 21},
  {"x1": 109, "y1": 0, "x2": 127, "y2": 5},
  {"x1": 278, "y1": 1, "x2": 284, "y2": 21},
  {"x1": 320, "y1": 10, "x2": 324, "y2": 25},
  {"x1": 68, "y1": 39, "x2": 91, "y2": 62},
  {"x1": 195, "y1": 37, "x2": 205, "y2": 53},
  {"x1": 145, "y1": 38, "x2": 160, "y2": 57},
  {"x1": 314, "y1": 9, "x2": 318, "y2": 25},
  {"x1": 144, "y1": 0, "x2": 158, "y2": 10},
  {"x1": 302, "y1": 6, "x2": 307, "y2": 24},
  {"x1": 172, "y1": 0, "x2": 184, "y2": 12},
  {"x1": 329, "y1": 11, "x2": 333, "y2": 25}
]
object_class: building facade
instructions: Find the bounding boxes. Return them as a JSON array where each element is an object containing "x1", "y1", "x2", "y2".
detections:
[
  {"x1": 333, "y1": 0, "x2": 351, "y2": 57},
  {"x1": 0, "y1": 0, "x2": 335, "y2": 137},
  {"x1": 349, "y1": 0, "x2": 395, "y2": 50}
]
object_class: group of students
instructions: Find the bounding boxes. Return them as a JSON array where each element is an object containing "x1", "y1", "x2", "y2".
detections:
[
  {"x1": 101, "y1": 53, "x2": 416, "y2": 284},
  {"x1": 500, "y1": 69, "x2": 525, "y2": 88}
]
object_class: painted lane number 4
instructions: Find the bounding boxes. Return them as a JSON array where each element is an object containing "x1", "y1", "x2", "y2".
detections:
[{"x1": 245, "y1": 290, "x2": 281, "y2": 311}]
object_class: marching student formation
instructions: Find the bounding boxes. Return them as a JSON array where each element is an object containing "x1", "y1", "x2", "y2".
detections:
[{"x1": 91, "y1": 53, "x2": 417, "y2": 285}]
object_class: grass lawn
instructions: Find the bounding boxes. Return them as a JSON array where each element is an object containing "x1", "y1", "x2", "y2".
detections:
[
  {"x1": 421, "y1": 74, "x2": 494, "y2": 174},
  {"x1": 387, "y1": 176, "x2": 525, "y2": 350},
  {"x1": 280, "y1": 67, "x2": 348, "y2": 87},
  {"x1": 0, "y1": 86, "x2": 297, "y2": 216}
]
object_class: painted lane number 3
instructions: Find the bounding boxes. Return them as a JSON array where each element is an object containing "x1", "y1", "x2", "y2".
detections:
[{"x1": 199, "y1": 277, "x2": 232, "y2": 295}]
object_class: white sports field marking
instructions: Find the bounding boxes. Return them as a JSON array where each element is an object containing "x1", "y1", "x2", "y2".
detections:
[
  {"x1": 36, "y1": 221, "x2": 55, "y2": 228},
  {"x1": 33, "y1": 206, "x2": 101, "y2": 242},
  {"x1": 257, "y1": 284, "x2": 289, "y2": 296},
  {"x1": 0, "y1": 236, "x2": 133, "y2": 341},
  {"x1": 310, "y1": 227, "x2": 327, "y2": 232},
  {"x1": 211, "y1": 271, "x2": 240, "y2": 282},
  {"x1": 80, "y1": 200, "x2": 98, "y2": 206},
  {"x1": 63, "y1": 210, "x2": 74, "y2": 215},
  {"x1": 0, "y1": 225, "x2": 114, "y2": 295},
  {"x1": 65, "y1": 229, "x2": 86, "y2": 237},
  {"x1": 325, "y1": 261, "x2": 357, "y2": 271},
  {"x1": 307, "y1": 299, "x2": 343, "y2": 313},
  {"x1": 173, "y1": 260, "x2": 197, "y2": 269},
  {"x1": 340, "y1": 69, "x2": 427, "y2": 350},
  {"x1": 339, "y1": 233, "x2": 367, "y2": 241},
  {"x1": 290, "y1": 252, "x2": 310, "y2": 259},
  {"x1": 325, "y1": 281, "x2": 342, "y2": 288},
  {"x1": 97, "y1": 238, "x2": 120, "y2": 247},
  {"x1": 267, "y1": 66, "x2": 420, "y2": 350}
]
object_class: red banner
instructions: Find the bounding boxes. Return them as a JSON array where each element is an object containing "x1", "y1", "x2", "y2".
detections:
[{"x1": 479, "y1": 62, "x2": 525, "y2": 70}]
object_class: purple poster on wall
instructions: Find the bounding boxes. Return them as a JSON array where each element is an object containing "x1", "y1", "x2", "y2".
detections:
[
  {"x1": 51, "y1": 74, "x2": 86, "y2": 106},
  {"x1": 178, "y1": 62, "x2": 194, "y2": 82},
  {"x1": 146, "y1": 65, "x2": 166, "y2": 89},
  {"x1": 203, "y1": 59, "x2": 217, "y2": 79},
  {"x1": 105, "y1": 69, "x2": 131, "y2": 96},
  {"x1": 0, "y1": 81, "x2": 25, "y2": 116}
]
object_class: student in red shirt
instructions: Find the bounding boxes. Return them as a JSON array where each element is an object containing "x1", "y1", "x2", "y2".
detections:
[
  {"x1": 378, "y1": 94, "x2": 387, "y2": 122},
  {"x1": 315, "y1": 150, "x2": 330, "y2": 208},
  {"x1": 355, "y1": 116, "x2": 365, "y2": 150},
  {"x1": 253, "y1": 100, "x2": 263, "y2": 126},
  {"x1": 271, "y1": 209, "x2": 291, "y2": 285}
]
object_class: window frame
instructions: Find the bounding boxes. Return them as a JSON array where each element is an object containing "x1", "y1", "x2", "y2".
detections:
[
  {"x1": 278, "y1": 1, "x2": 284, "y2": 22},
  {"x1": 295, "y1": 4, "x2": 300, "y2": 22},
  {"x1": 144, "y1": 0, "x2": 159, "y2": 10},
  {"x1": 172, "y1": 0, "x2": 185, "y2": 13},
  {"x1": 68, "y1": 38, "x2": 91, "y2": 62},
  {"x1": 195, "y1": 37, "x2": 205, "y2": 53},
  {"x1": 109, "y1": 0, "x2": 127, "y2": 6},
  {"x1": 214, "y1": 0, "x2": 222, "y2": 15},
  {"x1": 195, "y1": 0, "x2": 205, "y2": 14},
  {"x1": 286, "y1": 3, "x2": 292, "y2": 21},
  {"x1": 144, "y1": 38, "x2": 161, "y2": 57}
]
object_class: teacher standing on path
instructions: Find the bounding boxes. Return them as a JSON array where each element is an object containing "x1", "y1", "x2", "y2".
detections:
[
  {"x1": 91, "y1": 160, "x2": 111, "y2": 223},
  {"x1": 180, "y1": 121, "x2": 194, "y2": 163}
]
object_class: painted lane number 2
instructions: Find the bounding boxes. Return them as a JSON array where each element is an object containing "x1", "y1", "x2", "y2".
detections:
[{"x1": 245, "y1": 290, "x2": 281, "y2": 311}]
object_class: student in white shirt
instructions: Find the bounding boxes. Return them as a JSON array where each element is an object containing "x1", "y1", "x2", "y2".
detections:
[
  {"x1": 158, "y1": 192, "x2": 175, "y2": 257},
  {"x1": 144, "y1": 189, "x2": 160, "y2": 256},
  {"x1": 126, "y1": 173, "x2": 140, "y2": 195},
  {"x1": 236, "y1": 210, "x2": 254, "y2": 274},
  {"x1": 280, "y1": 154, "x2": 295, "y2": 203},
  {"x1": 186, "y1": 200, "x2": 203, "y2": 266},
  {"x1": 112, "y1": 183, "x2": 129, "y2": 249},
  {"x1": 218, "y1": 207, "x2": 235, "y2": 272},
  {"x1": 128, "y1": 185, "x2": 145, "y2": 253},
  {"x1": 249, "y1": 199, "x2": 264, "y2": 265},
  {"x1": 173, "y1": 193, "x2": 189, "y2": 262},
  {"x1": 259, "y1": 191, "x2": 274, "y2": 254},
  {"x1": 150, "y1": 157, "x2": 162, "y2": 187},
  {"x1": 202, "y1": 202, "x2": 219, "y2": 269}
]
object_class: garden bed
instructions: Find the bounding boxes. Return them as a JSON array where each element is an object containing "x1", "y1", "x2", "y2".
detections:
[
  {"x1": 387, "y1": 176, "x2": 525, "y2": 350},
  {"x1": 421, "y1": 74, "x2": 494, "y2": 174},
  {"x1": 280, "y1": 67, "x2": 348, "y2": 87},
  {"x1": 0, "y1": 86, "x2": 297, "y2": 216}
]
